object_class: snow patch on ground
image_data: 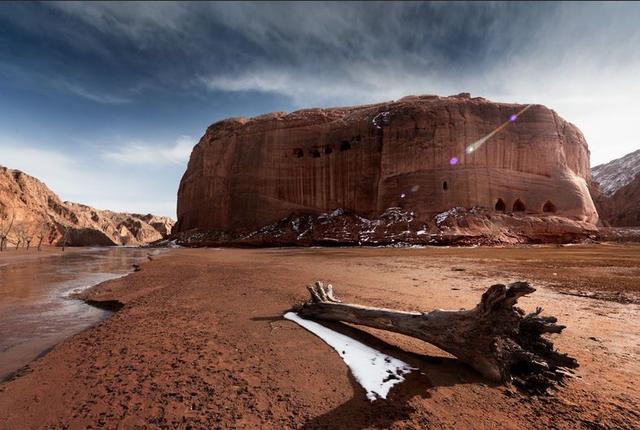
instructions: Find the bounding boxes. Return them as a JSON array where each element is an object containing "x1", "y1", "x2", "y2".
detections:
[
  {"x1": 318, "y1": 208, "x2": 345, "y2": 223},
  {"x1": 372, "y1": 111, "x2": 391, "y2": 129},
  {"x1": 151, "y1": 239, "x2": 183, "y2": 248},
  {"x1": 284, "y1": 312, "x2": 415, "y2": 401},
  {"x1": 66, "y1": 272, "x2": 130, "y2": 298},
  {"x1": 434, "y1": 207, "x2": 463, "y2": 226},
  {"x1": 166, "y1": 240, "x2": 182, "y2": 248}
]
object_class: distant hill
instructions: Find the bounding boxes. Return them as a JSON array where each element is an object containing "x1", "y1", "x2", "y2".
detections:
[
  {"x1": 592, "y1": 149, "x2": 640, "y2": 196},
  {"x1": 591, "y1": 150, "x2": 640, "y2": 226},
  {"x1": 0, "y1": 165, "x2": 174, "y2": 247}
]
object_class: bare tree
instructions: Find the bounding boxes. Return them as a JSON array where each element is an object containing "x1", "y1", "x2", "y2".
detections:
[
  {"x1": 13, "y1": 222, "x2": 34, "y2": 251},
  {"x1": 13, "y1": 225, "x2": 23, "y2": 250},
  {"x1": 24, "y1": 229, "x2": 33, "y2": 251},
  {"x1": 36, "y1": 217, "x2": 48, "y2": 252},
  {"x1": 0, "y1": 209, "x2": 15, "y2": 252},
  {"x1": 61, "y1": 225, "x2": 70, "y2": 252}
]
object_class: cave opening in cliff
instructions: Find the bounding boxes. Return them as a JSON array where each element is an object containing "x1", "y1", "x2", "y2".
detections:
[
  {"x1": 543, "y1": 201, "x2": 556, "y2": 213},
  {"x1": 310, "y1": 149, "x2": 321, "y2": 158},
  {"x1": 495, "y1": 198, "x2": 506, "y2": 212},
  {"x1": 442, "y1": 181, "x2": 448, "y2": 191},
  {"x1": 293, "y1": 148, "x2": 304, "y2": 158},
  {"x1": 513, "y1": 199, "x2": 526, "y2": 212},
  {"x1": 340, "y1": 141, "x2": 351, "y2": 151}
]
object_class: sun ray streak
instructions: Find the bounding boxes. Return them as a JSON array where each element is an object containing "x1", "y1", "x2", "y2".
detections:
[{"x1": 464, "y1": 104, "x2": 532, "y2": 155}]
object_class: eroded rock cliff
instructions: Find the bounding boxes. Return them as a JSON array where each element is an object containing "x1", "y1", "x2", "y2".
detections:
[
  {"x1": 0, "y1": 166, "x2": 174, "y2": 247},
  {"x1": 176, "y1": 93, "x2": 598, "y2": 243},
  {"x1": 592, "y1": 149, "x2": 640, "y2": 197},
  {"x1": 592, "y1": 175, "x2": 640, "y2": 227},
  {"x1": 591, "y1": 149, "x2": 640, "y2": 227}
]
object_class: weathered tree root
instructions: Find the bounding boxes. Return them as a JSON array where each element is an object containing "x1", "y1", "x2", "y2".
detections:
[{"x1": 296, "y1": 281, "x2": 578, "y2": 394}]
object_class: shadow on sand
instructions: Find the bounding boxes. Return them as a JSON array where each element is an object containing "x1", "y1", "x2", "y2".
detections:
[{"x1": 252, "y1": 314, "x2": 492, "y2": 429}]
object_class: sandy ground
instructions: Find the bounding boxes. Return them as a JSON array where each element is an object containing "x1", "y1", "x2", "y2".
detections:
[{"x1": 0, "y1": 244, "x2": 639, "y2": 429}]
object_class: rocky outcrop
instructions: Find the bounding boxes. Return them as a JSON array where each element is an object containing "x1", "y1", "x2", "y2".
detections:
[
  {"x1": 173, "y1": 206, "x2": 597, "y2": 247},
  {"x1": 175, "y1": 94, "x2": 598, "y2": 244},
  {"x1": 590, "y1": 149, "x2": 640, "y2": 227},
  {"x1": 0, "y1": 166, "x2": 174, "y2": 247},
  {"x1": 592, "y1": 149, "x2": 640, "y2": 196},
  {"x1": 592, "y1": 175, "x2": 640, "y2": 227}
]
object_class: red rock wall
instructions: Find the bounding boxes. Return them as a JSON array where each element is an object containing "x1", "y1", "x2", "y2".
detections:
[
  {"x1": 0, "y1": 166, "x2": 174, "y2": 246},
  {"x1": 176, "y1": 94, "x2": 598, "y2": 233},
  {"x1": 592, "y1": 175, "x2": 640, "y2": 227}
]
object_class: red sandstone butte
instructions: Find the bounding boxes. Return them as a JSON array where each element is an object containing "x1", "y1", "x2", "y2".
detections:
[{"x1": 175, "y1": 94, "x2": 598, "y2": 234}]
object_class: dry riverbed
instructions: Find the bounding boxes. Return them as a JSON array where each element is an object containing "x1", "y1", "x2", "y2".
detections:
[{"x1": 1, "y1": 244, "x2": 639, "y2": 429}]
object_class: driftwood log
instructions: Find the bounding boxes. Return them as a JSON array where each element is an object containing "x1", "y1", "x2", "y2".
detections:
[{"x1": 296, "y1": 281, "x2": 578, "y2": 393}]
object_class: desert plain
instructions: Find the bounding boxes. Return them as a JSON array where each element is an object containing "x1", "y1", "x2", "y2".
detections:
[{"x1": 0, "y1": 244, "x2": 638, "y2": 430}]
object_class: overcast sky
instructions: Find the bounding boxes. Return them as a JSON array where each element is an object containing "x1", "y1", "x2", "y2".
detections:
[{"x1": 1, "y1": 2, "x2": 639, "y2": 217}]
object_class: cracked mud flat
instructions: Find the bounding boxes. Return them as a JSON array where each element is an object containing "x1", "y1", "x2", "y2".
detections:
[{"x1": 0, "y1": 244, "x2": 639, "y2": 429}]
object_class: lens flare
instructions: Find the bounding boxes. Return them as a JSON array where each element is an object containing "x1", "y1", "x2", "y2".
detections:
[
  {"x1": 464, "y1": 104, "x2": 532, "y2": 155},
  {"x1": 449, "y1": 156, "x2": 459, "y2": 165}
]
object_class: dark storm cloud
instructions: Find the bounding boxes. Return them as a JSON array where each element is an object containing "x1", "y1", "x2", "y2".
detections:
[
  {"x1": 1, "y1": 1, "x2": 639, "y2": 216},
  {"x1": 0, "y1": 2, "x2": 565, "y2": 104}
]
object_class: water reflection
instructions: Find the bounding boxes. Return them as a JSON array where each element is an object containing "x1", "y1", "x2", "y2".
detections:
[{"x1": 0, "y1": 247, "x2": 160, "y2": 381}]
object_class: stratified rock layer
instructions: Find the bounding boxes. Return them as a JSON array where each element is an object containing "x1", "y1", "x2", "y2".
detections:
[
  {"x1": 0, "y1": 166, "x2": 174, "y2": 246},
  {"x1": 176, "y1": 94, "x2": 598, "y2": 237},
  {"x1": 590, "y1": 149, "x2": 640, "y2": 227}
]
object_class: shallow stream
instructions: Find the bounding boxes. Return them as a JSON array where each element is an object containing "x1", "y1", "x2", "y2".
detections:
[{"x1": 0, "y1": 247, "x2": 156, "y2": 381}]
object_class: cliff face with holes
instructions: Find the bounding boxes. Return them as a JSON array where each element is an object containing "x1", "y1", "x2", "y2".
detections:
[{"x1": 176, "y1": 93, "x2": 598, "y2": 235}]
